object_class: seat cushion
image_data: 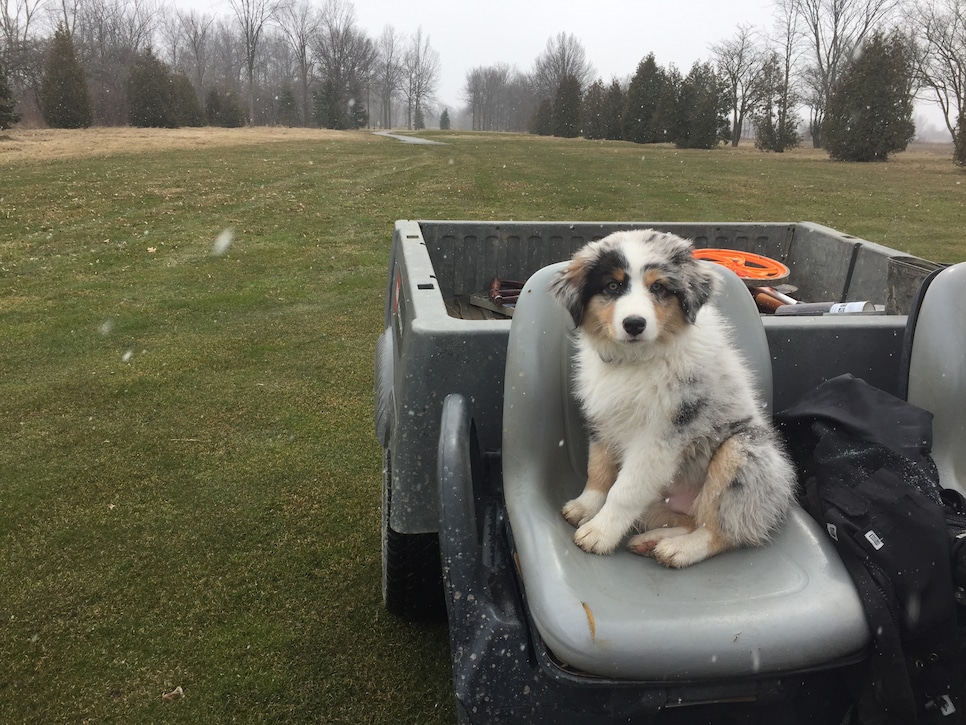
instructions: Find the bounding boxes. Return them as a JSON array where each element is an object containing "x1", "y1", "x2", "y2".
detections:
[{"x1": 503, "y1": 261, "x2": 869, "y2": 680}]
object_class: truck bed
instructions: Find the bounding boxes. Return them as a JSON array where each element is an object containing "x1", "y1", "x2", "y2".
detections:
[{"x1": 378, "y1": 220, "x2": 939, "y2": 535}]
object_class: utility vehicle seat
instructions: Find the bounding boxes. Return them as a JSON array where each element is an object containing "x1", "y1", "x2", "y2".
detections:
[
  {"x1": 903, "y1": 262, "x2": 966, "y2": 496},
  {"x1": 502, "y1": 261, "x2": 869, "y2": 681}
]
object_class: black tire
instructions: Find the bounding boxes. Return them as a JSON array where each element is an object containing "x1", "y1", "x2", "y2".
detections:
[{"x1": 381, "y1": 450, "x2": 446, "y2": 620}]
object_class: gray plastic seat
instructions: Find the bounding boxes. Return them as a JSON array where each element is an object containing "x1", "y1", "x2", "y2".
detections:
[
  {"x1": 904, "y1": 262, "x2": 966, "y2": 496},
  {"x1": 502, "y1": 261, "x2": 869, "y2": 681}
]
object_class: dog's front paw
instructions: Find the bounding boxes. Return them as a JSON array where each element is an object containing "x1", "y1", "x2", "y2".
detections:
[
  {"x1": 562, "y1": 490, "x2": 605, "y2": 527},
  {"x1": 628, "y1": 527, "x2": 689, "y2": 557},
  {"x1": 631, "y1": 528, "x2": 718, "y2": 569},
  {"x1": 574, "y1": 519, "x2": 622, "y2": 555}
]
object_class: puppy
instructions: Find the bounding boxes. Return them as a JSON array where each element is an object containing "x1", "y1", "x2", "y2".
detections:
[{"x1": 550, "y1": 229, "x2": 795, "y2": 568}]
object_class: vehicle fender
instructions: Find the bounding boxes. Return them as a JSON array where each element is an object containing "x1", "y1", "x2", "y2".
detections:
[{"x1": 374, "y1": 329, "x2": 394, "y2": 449}]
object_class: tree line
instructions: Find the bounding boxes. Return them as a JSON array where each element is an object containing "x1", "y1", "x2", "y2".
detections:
[
  {"x1": 506, "y1": 27, "x2": 913, "y2": 162},
  {"x1": 0, "y1": 0, "x2": 439, "y2": 131},
  {"x1": 2, "y1": 0, "x2": 966, "y2": 164},
  {"x1": 459, "y1": 0, "x2": 966, "y2": 164}
]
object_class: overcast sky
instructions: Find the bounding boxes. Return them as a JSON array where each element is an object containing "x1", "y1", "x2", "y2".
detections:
[{"x1": 351, "y1": 0, "x2": 778, "y2": 111}]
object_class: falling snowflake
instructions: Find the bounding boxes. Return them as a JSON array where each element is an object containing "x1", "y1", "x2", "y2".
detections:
[{"x1": 212, "y1": 228, "x2": 235, "y2": 257}]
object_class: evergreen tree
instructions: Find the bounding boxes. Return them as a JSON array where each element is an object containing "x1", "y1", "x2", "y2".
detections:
[
  {"x1": 580, "y1": 79, "x2": 606, "y2": 139},
  {"x1": 439, "y1": 108, "x2": 451, "y2": 130},
  {"x1": 754, "y1": 51, "x2": 801, "y2": 153},
  {"x1": 205, "y1": 89, "x2": 222, "y2": 126},
  {"x1": 128, "y1": 49, "x2": 176, "y2": 128},
  {"x1": 277, "y1": 85, "x2": 300, "y2": 126},
  {"x1": 822, "y1": 31, "x2": 915, "y2": 162},
  {"x1": 170, "y1": 73, "x2": 204, "y2": 127},
  {"x1": 623, "y1": 54, "x2": 663, "y2": 143},
  {"x1": 673, "y1": 62, "x2": 730, "y2": 149},
  {"x1": 529, "y1": 98, "x2": 553, "y2": 135},
  {"x1": 314, "y1": 81, "x2": 342, "y2": 129},
  {"x1": 40, "y1": 26, "x2": 92, "y2": 129},
  {"x1": 206, "y1": 88, "x2": 244, "y2": 128},
  {"x1": 653, "y1": 66, "x2": 682, "y2": 142},
  {"x1": 552, "y1": 74, "x2": 581, "y2": 138},
  {"x1": 955, "y1": 114, "x2": 966, "y2": 167},
  {"x1": 602, "y1": 79, "x2": 624, "y2": 140},
  {"x1": 314, "y1": 80, "x2": 369, "y2": 130},
  {"x1": 0, "y1": 61, "x2": 20, "y2": 129}
]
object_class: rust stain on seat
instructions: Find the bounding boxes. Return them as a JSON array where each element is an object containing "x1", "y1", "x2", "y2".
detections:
[{"x1": 581, "y1": 601, "x2": 596, "y2": 641}]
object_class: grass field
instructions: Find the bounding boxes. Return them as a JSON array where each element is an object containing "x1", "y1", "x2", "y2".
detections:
[{"x1": 1, "y1": 128, "x2": 964, "y2": 724}]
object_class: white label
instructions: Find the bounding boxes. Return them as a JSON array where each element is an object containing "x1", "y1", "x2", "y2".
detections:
[
  {"x1": 939, "y1": 695, "x2": 957, "y2": 716},
  {"x1": 830, "y1": 301, "x2": 873, "y2": 314},
  {"x1": 865, "y1": 530, "x2": 885, "y2": 550}
]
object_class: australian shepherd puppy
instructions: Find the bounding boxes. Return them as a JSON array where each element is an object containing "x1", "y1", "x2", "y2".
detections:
[{"x1": 550, "y1": 229, "x2": 795, "y2": 568}]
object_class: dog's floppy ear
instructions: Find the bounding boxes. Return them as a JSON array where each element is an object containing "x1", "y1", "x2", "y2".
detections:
[
  {"x1": 550, "y1": 258, "x2": 588, "y2": 327},
  {"x1": 678, "y1": 260, "x2": 717, "y2": 324}
]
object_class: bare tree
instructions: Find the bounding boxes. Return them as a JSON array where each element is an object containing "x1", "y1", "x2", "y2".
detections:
[
  {"x1": 257, "y1": 28, "x2": 294, "y2": 123},
  {"x1": 915, "y1": 0, "x2": 966, "y2": 145},
  {"x1": 176, "y1": 9, "x2": 214, "y2": 95},
  {"x1": 402, "y1": 25, "x2": 438, "y2": 129},
  {"x1": 49, "y1": 0, "x2": 80, "y2": 37},
  {"x1": 117, "y1": 0, "x2": 160, "y2": 53},
  {"x1": 375, "y1": 24, "x2": 403, "y2": 128},
  {"x1": 209, "y1": 17, "x2": 241, "y2": 92},
  {"x1": 1, "y1": 0, "x2": 46, "y2": 55},
  {"x1": 312, "y1": 0, "x2": 376, "y2": 128},
  {"x1": 228, "y1": 0, "x2": 280, "y2": 123},
  {"x1": 1, "y1": 0, "x2": 46, "y2": 116},
  {"x1": 158, "y1": 6, "x2": 182, "y2": 67},
  {"x1": 531, "y1": 31, "x2": 594, "y2": 100},
  {"x1": 69, "y1": 0, "x2": 162, "y2": 125},
  {"x1": 463, "y1": 63, "x2": 515, "y2": 131},
  {"x1": 793, "y1": 0, "x2": 901, "y2": 146},
  {"x1": 275, "y1": 0, "x2": 316, "y2": 125},
  {"x1": 711, "y1": 24, "x2": 769, "y2": 146},
  {"x1": 753, "y1": 0, "x2": 804, "y2": 151}
]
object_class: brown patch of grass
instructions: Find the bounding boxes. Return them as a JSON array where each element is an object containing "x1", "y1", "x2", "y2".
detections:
[{"x1": 0, "y1": 126, "x2": 375, "y2": 164}]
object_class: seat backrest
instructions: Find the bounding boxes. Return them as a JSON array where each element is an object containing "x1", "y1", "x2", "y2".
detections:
[
  {"x1": 902, "y1": 262, "x2": 966, "y2": 495},
  {"x1": 503, "y1": 261, "x2": 773, "y2": 483}
]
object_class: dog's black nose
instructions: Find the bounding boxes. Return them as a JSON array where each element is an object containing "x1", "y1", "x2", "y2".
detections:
[{"x1": 623, "y1": 316, "x2": 647, "y2": 337}]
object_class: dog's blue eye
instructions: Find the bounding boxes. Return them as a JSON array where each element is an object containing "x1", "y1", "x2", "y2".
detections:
[
  {"x1": 606, "y1": 280, "x2": 622, "y2": 293},
  {"x1": 651, "y1": 281, "x2": 668, "y2": 296}
]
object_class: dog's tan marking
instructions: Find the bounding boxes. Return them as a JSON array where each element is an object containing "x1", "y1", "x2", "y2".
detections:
[
  {"x1": 587, "y1": 441, "x2": 619, "y2": 494},
  {"x1": 684, "y1": 435, "x2": 747, "y2": 559},
  {"x1": 642, "y1": 269, "x2": 665, "y2": 289},
  {"x1": 562, "y1": 441, "x2": 618, "y2": 526},
  {"x1": 583, "y1": 296, "x2": 616, "y2": 344},
  {"x1": 643, "y1": 269, "x2": 687, "y2": 341}
]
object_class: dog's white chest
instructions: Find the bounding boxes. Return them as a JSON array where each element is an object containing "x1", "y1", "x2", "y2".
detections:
[{"x1": 576, "y1": 349, "x2": 675, "y2": 434}]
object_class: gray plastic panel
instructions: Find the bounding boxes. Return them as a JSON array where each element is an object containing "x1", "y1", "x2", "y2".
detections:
[
  {"x1": 906, "y1": 262, "x2": 966, "y2": 495},
  {"x1": 848, "y1": 239, "x2": 901, "y2": 304},
  {"x1": 785, "y1": 223, "x2": 858, "y2": 302},
  {"x1": 416, "y1": 221, "x2": 798, "y2": 302},
  {"x1": 502, "y1": 262, "x2": 868, "y2": 680},
  {"x1": 765, "y1": 316, "x2": 906, "y2": 411}
]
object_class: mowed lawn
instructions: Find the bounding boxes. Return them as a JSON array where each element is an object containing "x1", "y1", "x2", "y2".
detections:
[{"x1": 1, "y1": 128, "x2": 964, "y2": 724}]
